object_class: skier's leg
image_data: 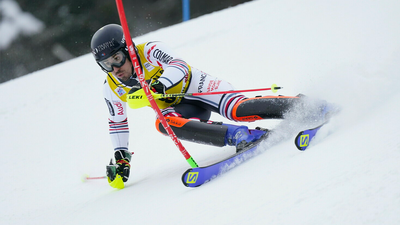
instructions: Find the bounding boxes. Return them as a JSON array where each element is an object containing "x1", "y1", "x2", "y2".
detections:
[
  {"x1": 155, "y1": 68, "x2": 267, "y2": 150},
  {"x1": 185, "y1": 68, "x2": 335, "y2": 124},
  {"x1": 155, "y1": 116, "x2": 267, "y2": 151},
  {"x1": 173, "y1": 102, "x2": 211, "y2": 121},
  {"x1": 231, "y1": 96, "x2": 300, "y2": 121},
  {"x1": 230, "y1": 95, "x2": 336, "y2": 123}
]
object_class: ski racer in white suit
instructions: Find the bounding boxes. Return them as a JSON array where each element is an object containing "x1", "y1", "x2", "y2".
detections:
[{"x1": 91, "y1": 24, "x2": 331, "y2": 186}]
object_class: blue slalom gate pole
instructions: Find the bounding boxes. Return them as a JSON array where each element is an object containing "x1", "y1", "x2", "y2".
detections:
[{"x1": 182, "y1": 0, "x2": 190, "y2": 21}]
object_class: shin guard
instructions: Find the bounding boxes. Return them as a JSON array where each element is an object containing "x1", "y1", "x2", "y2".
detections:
[
  {"x1": 155, "y1": 117, "x2": 227, "y2": 147},
  {"x1": 231, "y1": 96, "x2": 300, "y2": 122}
]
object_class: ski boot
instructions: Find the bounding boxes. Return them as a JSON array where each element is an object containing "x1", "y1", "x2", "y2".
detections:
[
  {"x1": 224, "y1": 124, "x2": 268, "y2": 152},
  {"x1": 155, "y1": 117, "x2": 269, "y2": 151}
]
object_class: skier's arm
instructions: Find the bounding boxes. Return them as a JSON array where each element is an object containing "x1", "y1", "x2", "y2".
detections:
[
  {"x1": 103, "y1": 82, "x2": 129, "y2": 151},
  {"x1": 144, "y1": 42, "x2": 189, "y2": 91}
]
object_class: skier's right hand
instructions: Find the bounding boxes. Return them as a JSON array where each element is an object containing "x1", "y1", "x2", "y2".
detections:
[
  {"x1": 114, "y1": 150, "x2": 131, "y2": 182},
  {"x1": 106, "y1": 150, "x2": 132, "y2": 186}
]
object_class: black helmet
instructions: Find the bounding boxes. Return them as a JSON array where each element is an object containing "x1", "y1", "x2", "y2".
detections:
[{"x1": 91, "y1": 24, "x2": 126, "y2": 62}]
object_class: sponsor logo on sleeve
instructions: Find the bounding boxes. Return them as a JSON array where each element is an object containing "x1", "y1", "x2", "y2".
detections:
[
  {"x1": 198, "y1": 73, "x2": 207, "y2": 93},
  {"x1": 153, "y1": 49, "x2": 173, "y2": 64},
  {"x1": 144, "y1": 62, "x2": 154, "y2": 71},
  {"x1": 113, "y1": 101, "x2": 124, "y2": 115},
  {"x1": 208, "y1": 79, "x2": 221, "y2": 92},
  {"x1": 115, "y1": 87, "x2": 126, "y2": 97},
  {"x1": 105, "y1": 98, "x2": 115, "y2": 116}
]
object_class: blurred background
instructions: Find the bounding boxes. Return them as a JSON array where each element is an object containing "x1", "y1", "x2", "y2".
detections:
[{"x1": 0, "y1": 0, "x2": 252, "y2": 83}]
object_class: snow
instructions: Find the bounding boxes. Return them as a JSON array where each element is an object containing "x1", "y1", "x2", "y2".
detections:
[{"x1": 1, "y1": 0, "x2": 400, "y2": 224}]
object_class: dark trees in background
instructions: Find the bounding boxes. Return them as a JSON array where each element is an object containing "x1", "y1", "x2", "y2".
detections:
[{"x1": 0, "y1": 0, "x2": 251, "y2": 83}]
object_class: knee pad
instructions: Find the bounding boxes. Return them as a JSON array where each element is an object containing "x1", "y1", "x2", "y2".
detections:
[
  {"x1": 155, "y1": 117, "x2": 227, "y2": 147},
  {"x1": 231, "y1": 96, "x2": 300, "y2": 122}
]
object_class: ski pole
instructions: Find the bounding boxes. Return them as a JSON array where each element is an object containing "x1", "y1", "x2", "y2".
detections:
[
  {"x1": 84, "y1": 175, "x2": 106, "y2": 180},
  {"x1": 83, "y1": 153, "x2": 134, "y2": 182},
  {"x1": 152, "y1": 84, "x2": 282, "y2": 99},
  {"x1": 82, "y1": 174, "x2": 106, "y2": 182},
  {"x1": 115, "y1": 0, "x2": 198, "y2": 168},
  {"x1": 126, "y1": 84, "x2": 282, "y2": 109}
]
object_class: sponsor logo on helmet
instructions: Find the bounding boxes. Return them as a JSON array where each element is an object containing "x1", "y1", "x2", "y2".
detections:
[{"x1": 92, "y1": 38, "x2": 117, "y2": 55}]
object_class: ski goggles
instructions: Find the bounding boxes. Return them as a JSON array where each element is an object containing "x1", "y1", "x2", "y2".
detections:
[{"x1": 98, "y1": 50, "x2": 127, "y2": 72}]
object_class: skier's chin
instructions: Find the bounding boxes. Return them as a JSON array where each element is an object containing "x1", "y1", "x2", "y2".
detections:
[{"x1": 116, "y1": 72, "x2": 128, "y2": 81}]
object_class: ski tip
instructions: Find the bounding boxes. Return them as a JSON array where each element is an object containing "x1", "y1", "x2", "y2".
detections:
[
  {"x1": 294, "y1": 131, "x2": 309, "y2": 151},
  {"x1": 181, "y1": 168, "x2": 193, "y2": 187},
  {"x1": 182, "y1": 168, "x2": 204, "y2": 188},
  {"x1": 294, "y1": 123, "x2": 326, "y2": 151}
]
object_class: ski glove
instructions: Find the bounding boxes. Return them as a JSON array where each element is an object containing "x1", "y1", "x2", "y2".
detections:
[
  {"x1": 127, "y1": 80, "x2": 165, "y2": 95},
  {"x1": 127, "y1": 80, "x2": 176, "y2": 109},
  {"x1": 150, "y1": 80, "x2": 178, "y2": 104},
  {"x1": 106, "y1": 150, "x2": 132, "y2": 188},
  {"x1": 150, "y1": 80, "x2": 165, "y2": 94}
]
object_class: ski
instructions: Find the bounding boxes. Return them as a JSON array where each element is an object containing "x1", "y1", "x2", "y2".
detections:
[
  {"x1": 181, "y1": 134, "x2": 270, "y2": 187},
  {"x1": 294, "y1": 122, "x2": 327, "y2": 151}
]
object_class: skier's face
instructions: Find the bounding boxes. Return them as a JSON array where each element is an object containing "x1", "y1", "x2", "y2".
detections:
[{"x1": 110, "y1": 56, "x2": 133, "y2": 82}]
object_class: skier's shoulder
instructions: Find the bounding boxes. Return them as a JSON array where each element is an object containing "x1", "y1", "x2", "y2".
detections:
[
  {"x1": 103, "y1": 75, "x2": 112, "y2": 88},
  {"x1": 102, "y1": 74, "x2": 125, "y2": 100},
  {"x1": 142, "y1": 41, "x2": 164, "y2": 47},
  {"x1": 136, "y1": 41, "x2": 157, "y2": 51},
  {"x1": 137, "y1": 41, "x2": 173, "y2": 53},
  {"x1": 102, "y1": 76, "x2": 114, "y2": 97},
  {"x1": 103, "y1": 77, "x2": 110, "y2": 90}
]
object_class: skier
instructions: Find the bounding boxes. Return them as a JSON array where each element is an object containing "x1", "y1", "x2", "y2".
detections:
[{"x1": 90, "y1": 24, "x2": 331, "y2": 187}]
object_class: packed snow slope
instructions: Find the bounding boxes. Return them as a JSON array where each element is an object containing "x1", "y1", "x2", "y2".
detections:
[{"x1": 1, "y1": 0, "x2": 400, "y2": 224}]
